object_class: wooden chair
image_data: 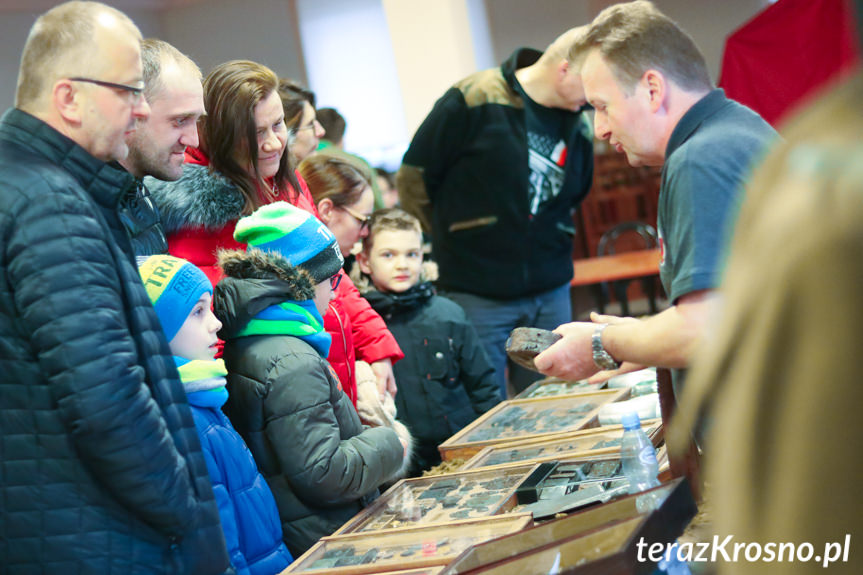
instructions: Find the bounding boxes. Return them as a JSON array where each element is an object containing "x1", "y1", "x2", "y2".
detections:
[{"x1": 597, "y1": 221, "x2": 659, "y2": 316}]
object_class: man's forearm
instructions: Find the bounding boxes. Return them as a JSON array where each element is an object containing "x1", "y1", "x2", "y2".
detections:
[{"x1": 602, "y1": 290, "x2": 717, "y2": 369}]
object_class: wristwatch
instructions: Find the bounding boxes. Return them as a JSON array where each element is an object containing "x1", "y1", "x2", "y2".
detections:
[{"x1": 591, "y1": 323, "x2": 621, "y2": 371}]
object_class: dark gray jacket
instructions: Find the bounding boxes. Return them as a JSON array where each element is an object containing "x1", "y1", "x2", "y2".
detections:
[
  {"x1": 214, "y1": 250, "x2": 404, "y2": 558},
  {"x1": 117, "y1": 175, "x2": 168, "y2": 256},
  {"x1": 0, "y1": 108, "x2": 230, "y2": 574},
  {"x1": 364, "y1": 284, "x2": 501, "y2": 474}
]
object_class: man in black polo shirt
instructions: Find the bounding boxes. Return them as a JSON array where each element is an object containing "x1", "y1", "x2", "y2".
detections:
[{"x1": 535, "y1": 1, "x2": 777, "y2": 401}]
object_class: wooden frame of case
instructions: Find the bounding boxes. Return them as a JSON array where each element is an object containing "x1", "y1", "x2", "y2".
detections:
[
  {"x1": 283, "y1": 513, "x2": 533, "y2": 574},
  {"x1": 513, "y1": 377, "x2": 606, "y2": 399},
  {"x1": 460, "y1": 419, "x2": 663, "y2": 471},
  {"x1": 332, "y1": 464, "x2": 540, "y2": 536},
  {"x1": 440, "y1": 477, "x2": 697, "y2": 575},
  {"x1": 438, "y1": 388, "x2": 630, "y2": 461}
]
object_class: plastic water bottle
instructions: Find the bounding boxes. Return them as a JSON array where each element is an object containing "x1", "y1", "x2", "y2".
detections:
[{"x1": 620, "y1": 412, "x2": 660, "y2": 497}]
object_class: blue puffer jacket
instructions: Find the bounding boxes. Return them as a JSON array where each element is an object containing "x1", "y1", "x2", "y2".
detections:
[
  {"x1": 0, "y1": 108, "x2": 230, "y2": 574},
  {"x1": 185, "y1": 368, "x2": 294, "y2": 575}
]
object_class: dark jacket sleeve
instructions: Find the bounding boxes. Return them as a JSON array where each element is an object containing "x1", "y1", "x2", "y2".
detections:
[
  {"x1": 398, "y1": 88, "x2": 470, "y2": 233},
  {"x1": 9, "y1": 192, "x2": 199, "y2": 535},
  {"x1": 338, "y1": 273, "x2": 404, "y2": 365},
  {"x1": 264, "y1": 349, "x2": 403, "y2": 507},
  {"x1": 453, "y1": 306, "x2": 503, "y2": 414}
]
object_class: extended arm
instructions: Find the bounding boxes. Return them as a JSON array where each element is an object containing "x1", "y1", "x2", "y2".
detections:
[{"x1": 534, "y1": 290, "x2": 717, "y2": 381}]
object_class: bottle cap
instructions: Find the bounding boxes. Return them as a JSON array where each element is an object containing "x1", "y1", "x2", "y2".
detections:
[{"x1": 621, "y1": 411, "x2": 641, "y2": 430}]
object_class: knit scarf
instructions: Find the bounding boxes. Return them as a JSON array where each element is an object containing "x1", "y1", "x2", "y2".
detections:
[
  {"x1": 236, "y1": 299, "x2": 332, "y2": 358},
  {"x1": 175, "y1": 357, "x2": 229, "y2": 408},
  {"x1": 364, "y1": 281, "x2": 435, "y2": 319}
]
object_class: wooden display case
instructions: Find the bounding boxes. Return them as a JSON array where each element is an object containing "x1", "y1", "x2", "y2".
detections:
[
  {"x1": 461, "y1": 420, "x2": 662, "y2": 471},
  {"x1": 440, "y1": 477, "x2": 697, "y2": 574},
  {"x1": 283, "y1": 514, "x2": 532, "y2": 574},
  {"x1": 439, "y1": 388, "x2": 630, "y2": 461},
  {"x1": 513, "y1": 377, "x2": 605, "y2": 399},
  {"x1": 333, "y1": 464, "x2": 539, "y2": 536}
]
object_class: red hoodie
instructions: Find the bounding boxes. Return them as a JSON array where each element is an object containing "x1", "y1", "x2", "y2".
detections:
[{"x1": 165, "y1": 148, "x2": 403, "y2": 405}]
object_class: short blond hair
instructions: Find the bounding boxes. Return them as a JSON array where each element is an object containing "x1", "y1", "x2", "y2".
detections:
[
  {"x1": 16, "y1": 1, "x2": 141, "y2": 109},
  {"x1": 539, "y1": 25, "x2": 590, "y2": 66},
  {"x1": 568, "y1": 0, "x2": 711, "y2": 94},
  {"x1": 362, "y1": 208, "x2": 422, "y2": 254},
  {"x1": 141, "y1": 38, "x2": 201, "y2": 103}
]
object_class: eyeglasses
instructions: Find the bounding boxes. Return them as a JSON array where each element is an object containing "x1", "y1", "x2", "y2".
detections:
[
  {"x1": 68, "y1": 77, "x2": 145, "y2": 103},
  {"x1": 330, "y1": 273, "x2": 342, "y2": 290},
  {"x1": 294, "y1": 118, "x2": 321, "y2": 132},
  {"x1": 339, "y1": 204, "x2": 371, "y2": 231}
]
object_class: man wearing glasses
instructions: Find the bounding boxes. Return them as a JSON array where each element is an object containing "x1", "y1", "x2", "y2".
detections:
[
  {"x1": 0, "y1": 2, "x2": 230, "y2": 573},
  {"x1": 120, "y1": 39, "x2": 206, "y2": 256}
]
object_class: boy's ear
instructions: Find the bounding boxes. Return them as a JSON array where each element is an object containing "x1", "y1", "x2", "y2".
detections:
[{"x1": 356, "y1": 250, "x2": 373, "y2": 276}]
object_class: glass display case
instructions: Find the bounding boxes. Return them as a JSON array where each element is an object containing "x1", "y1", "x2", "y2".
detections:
[
  {"x1": 284, "y1": 514, "x2": 532, "y2": 574},
  {"x1": 333, "y1": 465, "x2": 539, "y2": 536},
  {"x1": 461, "y1": 420, "x2": 662, "y2": 471},
  {"x1": 438, "y1": 389, "x2": 630, "y2": 461}
]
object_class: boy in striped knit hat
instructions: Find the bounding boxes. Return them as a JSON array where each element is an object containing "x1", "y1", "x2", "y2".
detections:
[
  {"x1": 138, "y1": 254, "x2": 293, "y2": 575},
  {"x1": 213, "y1": 201, "x2": 410, "y2": 557}
]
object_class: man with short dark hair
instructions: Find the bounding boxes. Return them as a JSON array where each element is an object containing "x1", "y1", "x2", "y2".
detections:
[
  {"x1": 119, "y1": 38, "x2": 205, "y2": 255},
  {"x1": 397, "y1": 26, "x2": 594, "y2": 397},
  {"x1": 536, "y1": 1, "x2": 777, "y2": 401},
  {"x1": 0, "y1": 2, "x2": 230, "y2": 572}
]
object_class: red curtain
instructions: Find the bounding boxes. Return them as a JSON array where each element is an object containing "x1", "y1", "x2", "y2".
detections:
[{"x1": 719, "y1": 0, "x2": 860, "y2": 127}]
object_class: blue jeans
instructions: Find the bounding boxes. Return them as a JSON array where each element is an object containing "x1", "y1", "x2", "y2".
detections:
[{"x1": 444, "y1": 282, "x2": 572, "y2": 398}]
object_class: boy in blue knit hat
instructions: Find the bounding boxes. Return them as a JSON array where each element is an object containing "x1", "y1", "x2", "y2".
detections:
[
  {"x1": 138, "y1": 254, "x2": 293, "y2": 575},
  {"x1": 213, "y1": 201, "x2": 410, "y2": 557}
]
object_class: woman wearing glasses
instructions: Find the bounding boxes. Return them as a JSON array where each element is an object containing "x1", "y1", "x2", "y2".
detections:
[
  {"x1": 278, "y1": 78, "x2": 325, "y2": 164},
  {"x1": 298, "y1": 154, "x2": 375, "y2": 259},
  {"x1": 148, "y1": 60, "x2": 403, "y2": 408}
]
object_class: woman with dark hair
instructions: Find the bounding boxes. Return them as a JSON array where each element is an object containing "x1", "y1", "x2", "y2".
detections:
[
  {"x1": 279, "y1": 78, "x2": 325, "y2": 164},
  {"x1": 147, "y1": 60, "x2": 318, "y2": 281}
]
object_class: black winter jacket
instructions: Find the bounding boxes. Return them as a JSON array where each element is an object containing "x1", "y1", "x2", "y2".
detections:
[
  {"x1": 398, "y1": 48, "x2": 594, "y2": 299},
  {"x1": 213, "y1": 250, "x2": 404, "y2": 558},
  {"x1": 0, "y1": 109, "x2": 230, "y2": 574},
  {"x1": 117, "y1": 174, "x2": 169, "y2": 256},
  {"x1": 364, "y1": 284, "x2": 501, "y2": 473}
]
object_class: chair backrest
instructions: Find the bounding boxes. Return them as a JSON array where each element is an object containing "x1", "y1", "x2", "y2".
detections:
[{"x1": 597, "y1": 221, "x2": 658, "y2": 256}]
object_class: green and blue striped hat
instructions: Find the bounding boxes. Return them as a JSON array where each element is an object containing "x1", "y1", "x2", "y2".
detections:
[{"x1": 234, "y1": 201, "x2": 344, "y2": 283}]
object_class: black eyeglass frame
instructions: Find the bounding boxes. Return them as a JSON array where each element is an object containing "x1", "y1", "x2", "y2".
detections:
[
  {"x1": 338, "y1": 204, "x2": 371, "y2": 231},
  {"x1": 330, "y1": 273, "x2": 342, "y2": 290},
  {"x1": 68, "y1": 77, "x2": 145, "y2": 99}
]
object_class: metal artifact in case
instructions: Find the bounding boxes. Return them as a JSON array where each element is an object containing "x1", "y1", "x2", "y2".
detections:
[
  {"x1": 514, "y1": 377, "x2": 606, "y2": 399},
  {"x1": 283, "y1": 514, "x2": 532, "y2": 574},
  {"x1": 460, "y1": 420, "x2": 662, "y2": 471},
  {"x1": 333, "y1": 464, "x2": 539, "y2": 536},
  {"x1": 440, "y1": 477, "x2": 697, "y2": 575},
  {"x1": 438, "y1": 388, "x2": 630, "y2": 461}
]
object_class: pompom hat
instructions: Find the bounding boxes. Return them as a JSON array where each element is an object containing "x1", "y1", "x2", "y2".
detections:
[
  {"x1": 138, "y1": 254, "x2": 213, "y2": 341},
  {"x1": 233, "y1": 201, "x2": 344, "y2": 283}
]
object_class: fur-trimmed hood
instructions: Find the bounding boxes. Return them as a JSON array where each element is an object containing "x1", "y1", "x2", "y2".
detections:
[
  {"x1": 214, "y1": 248, "x2": 317, "y2": 340},
  {"x1": 146, "y1": 163, "x2": 245, "y2": 234}
]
